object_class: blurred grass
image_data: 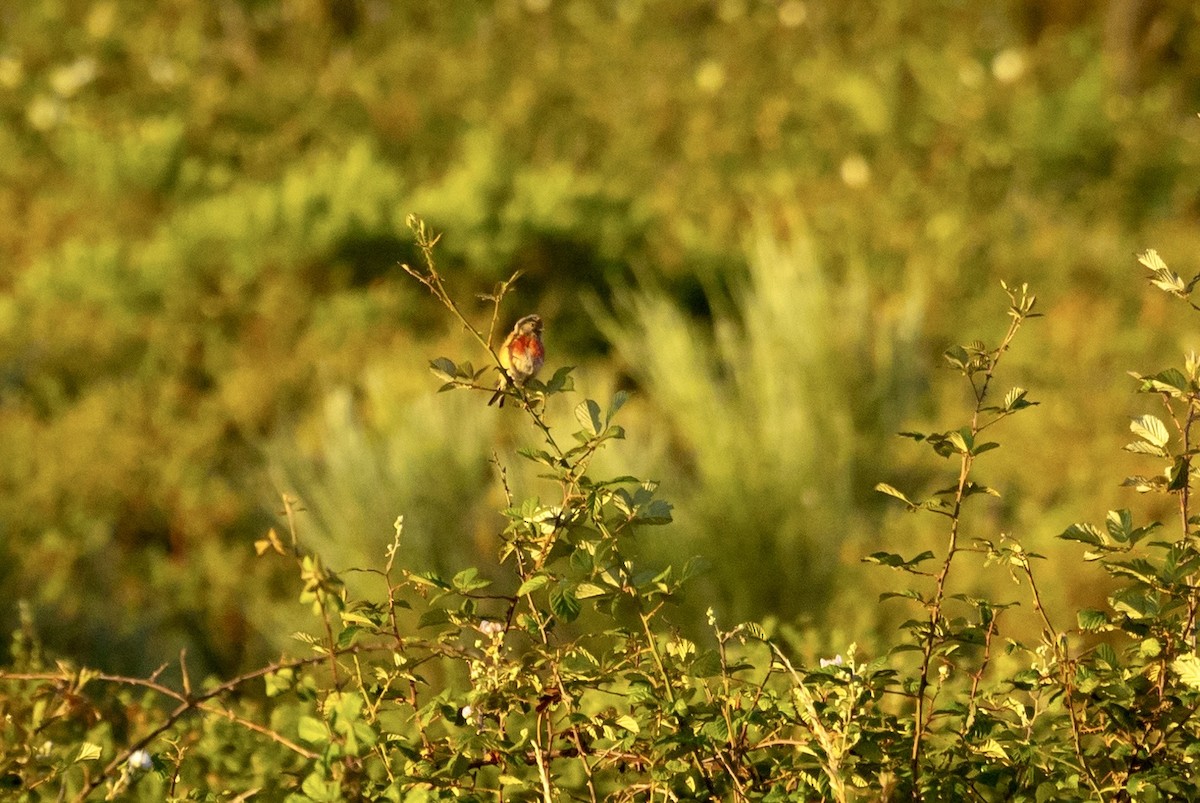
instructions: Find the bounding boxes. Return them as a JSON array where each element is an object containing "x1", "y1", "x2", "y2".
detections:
[{"x1": 2, "y1": 1, "x2": 1200, "y2": 673}]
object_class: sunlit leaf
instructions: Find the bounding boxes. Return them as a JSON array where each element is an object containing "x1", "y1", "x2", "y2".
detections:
[
  {"x1": 1173, "y1": 653, "x2": 1200, "y2": 690},
  {"x1": 1130, "y1": 415, "x2": 1170, "y2": 448}
]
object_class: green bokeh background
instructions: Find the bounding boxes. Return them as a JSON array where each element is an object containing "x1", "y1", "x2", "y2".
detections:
[{"x1": 2, "y1": 0, "x2": 1199, "y2": 676}]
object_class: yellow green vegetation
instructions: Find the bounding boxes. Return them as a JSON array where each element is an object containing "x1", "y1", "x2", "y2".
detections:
[{"x1": 1, "y1": 2, "x2": 1198, "y2": 689}]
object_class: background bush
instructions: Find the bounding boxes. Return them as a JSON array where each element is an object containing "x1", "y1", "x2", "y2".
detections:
[{"x1": 2, "y1": 1, "x2": 1200, "y2": 682}]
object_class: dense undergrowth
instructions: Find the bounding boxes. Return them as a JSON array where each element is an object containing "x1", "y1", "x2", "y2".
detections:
[{"x1": 5, "y1": 226, "x2": 1200, "y2": 800}]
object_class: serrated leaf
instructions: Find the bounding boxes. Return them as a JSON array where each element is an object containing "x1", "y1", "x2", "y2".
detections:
[
  {"x1": 517, "y1": 574, "x2": 550, "y2": 597},
  {"x1": 1093, "y1": 643, "x2": 1119, "y2": 668},
  {"x1": 1131, "y1": 415, "x2": 1170, "y2": 448},
  {"x1": 1124, "y1": 440, "x2": 1168, "y2": 456},
  {"x1": 1003, "y1": 387, "x2": 1037, "y2": 411},
  {"x1": 1122, "y1": 474, "x2": 1166, "y2": 493},
  {"x1": 297, "y1": 716, "x2": 329, "y2": 744},
  {"x1": 1106, "y1": 509, "x2": 1134, "y2": 542},
  {"x1": 1173, "y1": 653, "x2": 1200, "y2": 690},
  {"x1": 975, "y1": 739, "x2": 1009, "y2": 761},
  {"x1": 1076, "y1": 608, "x2": 1108, "y2": 631},
  {"x1": 452, "y1": 568, "x2": 491, "y2": 592},
  {"x1": 1058, "y1": 522, "x2": 1103, "y2": 546},
  {"x1": 575, "y1": 399, "x2": 603, "y2": 436},
  {"x1": 615, "y1": 714, "x2": 640, "y2": 734},
  {"x1": 1139, "y1": 249, "x2": 1170, "y2": 274},
  {"x1": 740, "y1": 622, "x2": 766, "y2": 640},
  {"x1": 550, "y1": 585, "x2": 581, "y2": 622},
  {"x1": 336, "y1": 626, "x2": 362, "y2": 649},
  {"x1": 75, "y1": 743, "x2": 103, "y2": 763}
]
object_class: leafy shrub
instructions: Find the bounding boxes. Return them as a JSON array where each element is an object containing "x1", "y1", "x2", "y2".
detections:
[{"x1": 6, "y1": 225, "x2": 1200, "y2": 800}]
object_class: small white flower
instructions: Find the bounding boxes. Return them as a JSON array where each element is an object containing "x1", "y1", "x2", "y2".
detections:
[
  {"x1": 478, "y1": 619, "x2": 504, "y2": 637},
  {"x1": 938, "y1": 664, "x2": 951, "y2": 681},
  {"x1": 127, "y1": 749, "x2": 153, "y2": 772},
  {"x1": 819, "y1": 654, "x2": 844, "y2": 668},
  {"x1": 460, "y1": 705, "x2": 473, "y2": 720}
]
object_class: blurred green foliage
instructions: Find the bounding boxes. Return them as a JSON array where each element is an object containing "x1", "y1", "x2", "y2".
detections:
[{"x1": 2, "y1": 1, "x2": 1200, "y2": 675}]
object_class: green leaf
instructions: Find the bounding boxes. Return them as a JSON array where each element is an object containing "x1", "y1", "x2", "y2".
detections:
[
  {"x1": 298, "y1": 716, "x2": 329, "y2": 745},
  {"x1": 543, "y1": 365, "x2": 575, "y2": 393},
  {"x1": 689, "y1": 650, "x2": 723, "y2": 678},
  {"x1": 1002, "y1": 386, "x2": 1037, "y2": 411},
  {"x1": 75, "y1": 743, "x2": 103, "y2": 763},
  {"x1": 1124, "y1": 440, "x2": 1167, "y2": 456},
  {"x1": 1173, "y1": 653, "x2": 1200, "y2": 690},
  {"x1": 874, "y1": 483, "x2": 915, "y2": 507},
  {"x1": 975, "y1": 739, "x2": 1009, "y2": 761},
  {"x1": 608, "y1": 390, "x2": 631, "y2": 424},
  {"x1": 615, "y1": 714, "x2": 640, "y2": 734},
  {"x1": 1142, "y1": 367, "x2": 1191, "y2": 395},
  {"x1": 634, "y1": 498, "x2": 674, "y2": 525},
  {"x1": 1131, "y1": 415, "x2": 1170, "y2": 448},
  {"x1": 574, "y1": 582, "x2": 608, "y2": 599},
  {"x1": 1109, "y1": 587, "x2": 1160, "y2": 620},
  {"x1": 1058, "y1": 522, "x2": 1103, "y2": 546},
  {"x1": 864, "y1": 550, "x2": 934, "y2": 571},
  {"x1": 550, "y1": 584, "x2": 581, "y2": 622},
  {"x1": 336, "y1": 625, "x2": 362, "y2": 649},
  {"x1": 452, "y1": 567, "x2": 492, "y2": 592},
  {"x1": 943, "y1": 345, "x2": 969, "y2": 371},
  {"x1": 517, "y1": 574, "x2": 550, "y2": 597},
  {"x1": 1093, "y1": 643, "x2": 1119, "y2": 669},
  {"x1": 1076, "y1": 609, "x2": 1108, "y2": 631},
  {"x1": 575, "y1": 399, "x2": 604, "y2": 436},
  {"x1": 1168, "y1": 455, "x2": 1191, "y2": 492},
  {"x1": 429, "y1": 357, "x2": 458, "y2": 380},
  {"x1": 417, "y1": 608, "x2": 452, "y2": 629},
  {"x1": 1106, "y1": 509, "x2": 1134, "y2": 542},
  {"x1": 518, "y1": 447, "x2": 563, "y2": 469},
  {"x1": 948, "y1": 429, "x2": 971, "y2": 454}
]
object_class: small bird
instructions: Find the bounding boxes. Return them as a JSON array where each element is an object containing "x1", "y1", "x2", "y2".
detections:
[{"x1": 489, "y1": 314, "x2": 545, "y2": 407}]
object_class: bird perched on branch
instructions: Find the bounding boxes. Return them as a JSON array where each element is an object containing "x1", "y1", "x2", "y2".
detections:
[{"x1": 489, "y1": 314, "x2": 545, "y2": 407}]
